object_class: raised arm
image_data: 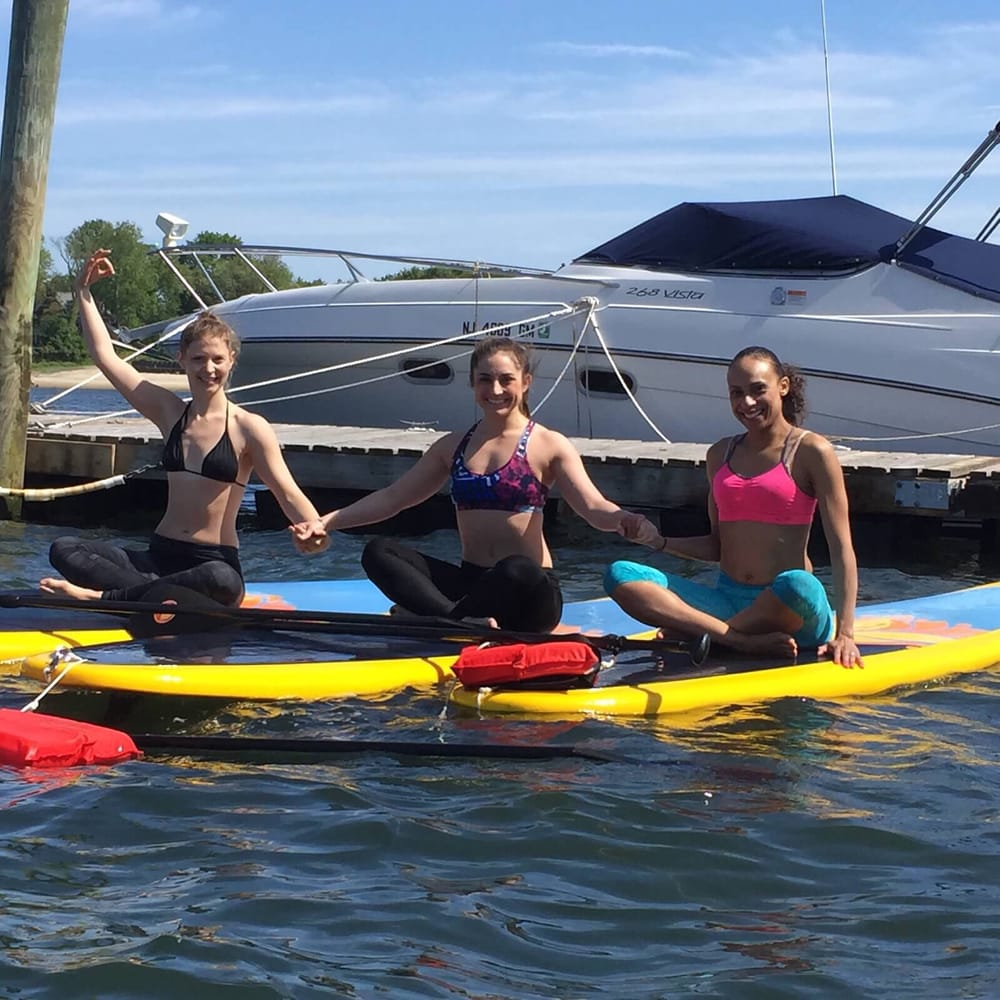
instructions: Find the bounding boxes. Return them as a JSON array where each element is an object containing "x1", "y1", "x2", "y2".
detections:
[
  {"x1": 806, "y1": 437, "x2": 861, "y2": 667},
  {"x1": 75, "y1": 249, "x2": 181, "y2": 430}
]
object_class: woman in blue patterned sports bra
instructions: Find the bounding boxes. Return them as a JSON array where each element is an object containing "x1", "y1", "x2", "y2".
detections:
[
  {"x1": 40, "y1": 249, "x2": 328, "y2": 607},
  {"x1": 291, "y1": 337, "x2": 657, "y2": 631}
]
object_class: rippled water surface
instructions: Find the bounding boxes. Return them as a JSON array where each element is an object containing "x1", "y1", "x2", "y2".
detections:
[{"x1": 3, "y1": 388, "x2": 998, "y2": 997}]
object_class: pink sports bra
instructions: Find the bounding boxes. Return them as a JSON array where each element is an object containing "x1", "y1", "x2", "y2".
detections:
[{"x1": 712, "y1": 431, "x2": 817, "y2": 525}]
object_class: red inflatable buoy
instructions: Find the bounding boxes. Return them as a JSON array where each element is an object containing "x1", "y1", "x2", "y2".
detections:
[{"x1": 0, "y1": 709, "x2": 141, "y2": 769}]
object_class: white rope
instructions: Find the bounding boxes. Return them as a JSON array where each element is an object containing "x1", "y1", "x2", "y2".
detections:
[
  {"x1": 33, "y1": 301, "x2": 589, "y2": 427},
  {"x1": 828, "y1": 421, "x2": 1000, "y2": 447},
  {"x1": 228, "y1": 300, "x2": 587, "y2": 405},
  {"x1": 588, "y1": 309, "x2": 673, "y2": 444},
  {"x1": 237, "y1": 348, "x2": 476, "y2": 408},
  {"x1": 529, "y1": 299, "x2": 597, "y2": 415},
  {"x1": 0, "y1": 464, "x2": 160, "y2": 500},
  {"x1": 20, "y1": 648, "x2": 82, "y2": 712},
  {"x1": 33, "y1": 320, "x2": 190, "y2": 411}
]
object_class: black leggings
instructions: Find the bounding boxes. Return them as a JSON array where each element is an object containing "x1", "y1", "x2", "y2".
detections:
[
  {"x1": 361, "y1": 536, "x2": 563, "y2": 632},
  {"x1": 48, "y1": 533, "x2": 245, "y2": 607}
]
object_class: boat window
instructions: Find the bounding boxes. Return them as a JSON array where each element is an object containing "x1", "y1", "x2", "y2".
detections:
[
  {"x1": 578, "y1": 368, "x2": 635, "y2": 396},
  {"x1": 401, "y1": 358, "x2": 454, "y2": 382}
]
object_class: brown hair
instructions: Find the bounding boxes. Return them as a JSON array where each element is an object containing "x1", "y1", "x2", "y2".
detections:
[
  {"x1": 468, "y1": 336, "x2": 534, "y2": 417},
  {"x1": 179, "y1": 311, "x2": 241, "y2": 362},
  {"x1": 730, "y1": 345, "x2": 807, "y2": 425}
]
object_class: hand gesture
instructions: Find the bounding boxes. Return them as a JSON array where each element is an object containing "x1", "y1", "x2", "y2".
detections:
[
  {"x1": 76, "y1": 248, "x2": 115, "y2": 293},
  {"x1": 289, "y1": 519, "x2": 330, "y2": 555},
  {"x1": 617, "y1": 511, "x2": 661, "y2": 546}
]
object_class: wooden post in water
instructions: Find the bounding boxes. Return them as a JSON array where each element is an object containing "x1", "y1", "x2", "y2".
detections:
[{"x1": 0, "y1": 0, "x2": 68, "y2": 520}]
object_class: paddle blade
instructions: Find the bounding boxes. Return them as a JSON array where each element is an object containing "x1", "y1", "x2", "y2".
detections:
[
  {"x1": 124, "y1": 583, "x2": 232, "y2": 638},
  {"x1": 691, "y1": 633, "x2": 711, "y2": 665}
]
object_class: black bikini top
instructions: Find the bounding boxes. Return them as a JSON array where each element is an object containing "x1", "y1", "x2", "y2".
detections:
[{"x1": 162, "y1": 403, "x2": 245, "y2": 486}]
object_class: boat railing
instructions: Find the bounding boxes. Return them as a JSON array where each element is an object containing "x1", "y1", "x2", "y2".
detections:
[
  {"x1": 152, "y1": 242, "x2": 557, "y2": 311},
  {"x1": 893, "y1": 120, "x2": 1000, "y2": 258}
]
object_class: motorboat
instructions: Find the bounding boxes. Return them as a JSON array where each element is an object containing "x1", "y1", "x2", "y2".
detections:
[{"x1": 146, "y1": 124, "x2": 1000, "y2": 455}]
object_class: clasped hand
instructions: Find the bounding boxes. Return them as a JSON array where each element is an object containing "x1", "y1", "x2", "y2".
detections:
[
  {"x1": 617, "y1": 511, "x2": 661, "y2": 546},
  {"x1": 289, "y1": 519, "x2": 330, "y2": 555}
]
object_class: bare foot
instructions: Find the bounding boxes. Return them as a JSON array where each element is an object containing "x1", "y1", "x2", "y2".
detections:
[
  {"x1": 724, "y1": 629, "x2": 798, "y2": 658},
  {"x1": 389, "y1": 603, "x2": 424, "y2": 620},
  {"x1": 655, "y1": 626, "x2": 688, "y2": 641},
  {"x1": 39, "y1": 577, "x2": 102, "y2": 601},
  {"x1": 462, "y1": 615, "x2": 499, "y2": 630}
]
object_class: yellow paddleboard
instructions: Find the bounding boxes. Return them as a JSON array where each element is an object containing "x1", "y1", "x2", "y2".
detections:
[
  {"x1": 450, "y1": 629, "x2": 1000, "y2": 717},
  {"x1": 1, "y1": 579, "x2": 390, "y2": 668},
  {"x1": 16, "y1": 583, "x2": 1000, "y2": 713}
]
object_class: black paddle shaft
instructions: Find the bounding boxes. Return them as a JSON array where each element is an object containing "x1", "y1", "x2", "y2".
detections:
[
  {"x1": 133, "y1": 733, "x2": 621, "y2": 763},
  {"x1": 0, "y1": 591, "x2": 710, "y2": 664}
]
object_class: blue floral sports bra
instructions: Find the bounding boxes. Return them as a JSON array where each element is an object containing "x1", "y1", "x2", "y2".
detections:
[{"x1": 451, "y1": 421, "x2": 549, "y2": 514}]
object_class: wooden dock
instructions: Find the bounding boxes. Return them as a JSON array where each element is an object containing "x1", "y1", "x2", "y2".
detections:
[{"x1": 19, "y1": 413, "x2": 1000, "y2": 557}]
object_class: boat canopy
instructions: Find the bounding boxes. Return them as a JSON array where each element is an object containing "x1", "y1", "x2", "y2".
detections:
[{"x1": 577, "y1": 195, "x2": 1000, "y2": 302}]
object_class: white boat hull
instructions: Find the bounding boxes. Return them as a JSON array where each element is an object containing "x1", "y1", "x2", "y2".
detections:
[{"x1": 210, "y1": 263, "x2": 1000, "y2": 454}]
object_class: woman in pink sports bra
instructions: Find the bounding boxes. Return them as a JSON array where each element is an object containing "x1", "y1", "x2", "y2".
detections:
[
  {"x1": 604, "y1": 346, "x2": 862, "y2": 667},
  {"x1": 291, "y1": 337, "x2": 656, "y2": 631}
]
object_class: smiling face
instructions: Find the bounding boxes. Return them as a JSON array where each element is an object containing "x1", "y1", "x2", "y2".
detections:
[
  {"x1": 180, "y1": 335, "x2": 235, "y2": 393},
  {"x1": 727, "y1": 354, "x2": 790, "y2": 431},
  {"x1": 471, "y1": 348, "x2": 532, "y2": 418}
]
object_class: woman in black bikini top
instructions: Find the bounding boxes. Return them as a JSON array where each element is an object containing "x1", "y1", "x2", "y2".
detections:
[{"x1": 40, "y1": 248, "x2": 329, "y2": 607}]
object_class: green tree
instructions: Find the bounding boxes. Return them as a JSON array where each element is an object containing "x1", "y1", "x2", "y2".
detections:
[
  {"x1": 31, "y1": 242, "x2": 83, "y2": 363},
  {"x1": 58, "y1": 219, "x2": 167, "y2": 330},
  {"x1": 377, "y1": 264, "x2": 523, "y2": 281},
  {"x1": 378, "y1": 264, "x2": 476, "y2": 281},
  {"x1": 164, "y1": 230, "x2": 302, "y2": 311},
  {"x1": 36, "y1": 244, "x2": 53, "y2": 302},
  {"x1": 33, "y1": 305, "x2": 88, "y2": 362}
]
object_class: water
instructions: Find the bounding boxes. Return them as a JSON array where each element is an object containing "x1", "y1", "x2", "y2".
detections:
[{"x1": 2, "y1": 387, "x2": 998, "y2": 997}]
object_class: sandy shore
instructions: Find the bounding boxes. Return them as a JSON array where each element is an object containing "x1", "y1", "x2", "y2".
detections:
[{"x1": 31, "y1": 366, "x2": 189, "y2": 391}]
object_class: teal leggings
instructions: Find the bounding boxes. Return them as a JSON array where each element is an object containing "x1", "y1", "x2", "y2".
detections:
[{"x1": 603, "y1": 561, "x2": 834, "y2": 647}]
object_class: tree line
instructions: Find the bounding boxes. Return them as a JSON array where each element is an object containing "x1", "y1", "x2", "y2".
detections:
[
  {"x1": 33, "y1": 220, "x2": 482, "y2": 364},
  {"x1": 32, "y1": 219, "x2": 314, "y2": 364}
]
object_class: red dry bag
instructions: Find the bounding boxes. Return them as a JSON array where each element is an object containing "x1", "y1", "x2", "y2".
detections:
[{"x1": 451, "y1": 641, "x2": 600, "y2": 691}]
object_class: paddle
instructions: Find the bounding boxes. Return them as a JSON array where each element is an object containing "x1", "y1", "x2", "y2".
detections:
[
  {"x1": 132, "y1": 732, "x2": 623, "y2": 763},
  {"x1": 0, "y1": 590, "x2": 711, "y2": 664}
]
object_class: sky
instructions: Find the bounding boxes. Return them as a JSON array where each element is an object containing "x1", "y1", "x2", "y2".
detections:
[{"x1": 3, "y1": 0, "x2": 1000, "y2": 282}]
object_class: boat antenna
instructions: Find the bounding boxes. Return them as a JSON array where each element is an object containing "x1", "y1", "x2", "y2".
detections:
[{"x1": 820, "y1": 0, "x2": 838, "y2": 195}]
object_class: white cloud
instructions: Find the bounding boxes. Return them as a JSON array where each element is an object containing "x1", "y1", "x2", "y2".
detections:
[
  {"x1": 537, "y1": 41, "x2": 691, "y2": 60},
  {"x1": 70, "y1": 0, "x2": 201, "y2": 21}
]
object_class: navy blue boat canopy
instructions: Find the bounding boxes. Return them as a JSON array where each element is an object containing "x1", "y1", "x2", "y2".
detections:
[{"x1": 576, "y1": 195, "x2": 1000, "y2": 302}]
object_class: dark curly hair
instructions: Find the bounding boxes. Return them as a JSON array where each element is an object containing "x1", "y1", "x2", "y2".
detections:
[{"x1": 730, "y1": 345, "x2": 807, "y2": 425}]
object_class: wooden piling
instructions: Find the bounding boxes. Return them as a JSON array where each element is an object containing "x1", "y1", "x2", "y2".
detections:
[{"x1": 0, "y1": 0, "x2": 68, "y2": 519}]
